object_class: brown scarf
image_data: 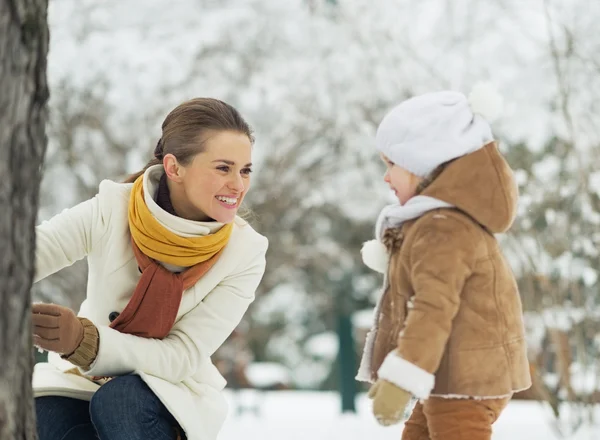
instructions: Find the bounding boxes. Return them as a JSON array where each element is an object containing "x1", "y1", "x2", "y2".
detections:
[
  {"x1": 108, "y1": 239, "x2": 222, "y2": 338},
  {"x1": 109, "y1": 174, "x2": 224, "y2": 339}
]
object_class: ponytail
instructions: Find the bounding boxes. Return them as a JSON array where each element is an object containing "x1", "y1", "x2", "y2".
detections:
[{"x1": 123, "y1": 158, "x2": 162, "y2": 183}]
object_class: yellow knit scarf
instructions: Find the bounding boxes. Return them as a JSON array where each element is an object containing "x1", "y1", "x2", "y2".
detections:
[{"x1": 128, "y1": 175, "x2": 233, "y2": 266}]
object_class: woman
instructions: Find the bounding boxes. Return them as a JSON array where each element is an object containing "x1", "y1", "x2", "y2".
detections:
[{"x1": 32, "y1": 98, "x2": 268, "y2": 440}]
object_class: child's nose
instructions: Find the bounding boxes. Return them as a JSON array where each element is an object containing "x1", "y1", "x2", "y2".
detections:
[{"x1": 383, "y1": 170, "x2": 391, "y2": 184}]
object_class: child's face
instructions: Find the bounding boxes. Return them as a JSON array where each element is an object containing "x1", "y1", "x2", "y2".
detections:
[{"x1": 380, "y1": 153, "x2": 423, "y2": 205}]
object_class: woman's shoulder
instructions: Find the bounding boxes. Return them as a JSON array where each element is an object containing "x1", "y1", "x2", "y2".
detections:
[
  {"x1": 97, "y1": 178, "x2": 133, "y2": 202},
  {"x1": 231, "y1": 217, "x2": 269, "y2": 251},
  {"x1": 91, "y1": 179, "x2": 133, "y2": 218}
]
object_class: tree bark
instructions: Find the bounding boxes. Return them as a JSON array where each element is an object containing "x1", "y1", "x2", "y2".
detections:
[{"x1": 0, "y1": 0, "x2": 49, "y2": 438}]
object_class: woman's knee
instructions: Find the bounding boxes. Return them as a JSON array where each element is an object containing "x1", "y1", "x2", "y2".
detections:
[
  {"x1": 90, "y1": 374, "x2": 178, "y2": 438},
  {"x1": 89, "y1": 375, "x2": 148, "y2": 421},
  {"x1": 36, "y1": 396, "x2": 92, "y2": 440}
]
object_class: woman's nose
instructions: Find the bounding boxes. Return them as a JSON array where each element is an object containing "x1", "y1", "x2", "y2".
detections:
[{"x1": 228, "y1": 173, "x2": 245, "y2": 192}]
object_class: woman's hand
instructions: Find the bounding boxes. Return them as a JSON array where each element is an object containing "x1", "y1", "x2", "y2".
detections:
[{"x1": 32, "y1": 303, "x2": 84, "y2": 355}]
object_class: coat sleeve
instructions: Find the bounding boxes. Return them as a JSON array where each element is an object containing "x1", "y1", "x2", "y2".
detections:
[
  {"x1": 34, "y1": 183, "x2": 116, "y2": 283},
  {"x1": 377, "y1": 215, "x2": 476, "y2": 399},
  {"x1": 84, "y1": 237, "x2": 268, "y2": 382}
]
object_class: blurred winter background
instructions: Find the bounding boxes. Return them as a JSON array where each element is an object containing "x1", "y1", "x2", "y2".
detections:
[{"x1": 33, "y1": 0, "x2": 600, "y2": 438}]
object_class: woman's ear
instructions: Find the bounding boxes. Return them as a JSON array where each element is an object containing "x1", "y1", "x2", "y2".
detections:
[{"x1": 163, "y1": 154, "x2": 184, "y2": 183}]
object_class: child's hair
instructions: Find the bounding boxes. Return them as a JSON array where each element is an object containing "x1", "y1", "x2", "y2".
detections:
[
  {"x1": 415, "y1": 162, "x2": 449, "y2": 196},
  {"x1": 382, "y1": 161, "x2": 450, "y2": 253}
]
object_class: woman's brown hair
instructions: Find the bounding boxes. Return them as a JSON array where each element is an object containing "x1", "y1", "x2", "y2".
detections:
[{"x1": 124, "y1": 98, "x2": 253, "y2": 183}]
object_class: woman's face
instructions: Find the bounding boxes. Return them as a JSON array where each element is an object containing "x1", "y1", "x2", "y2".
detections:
[
  {"x1": 380, "y1": 153, "x2": 423, "y2": 205},
  {"x1": 165, "y1": 130, "x2": 253, "y2": 223}
]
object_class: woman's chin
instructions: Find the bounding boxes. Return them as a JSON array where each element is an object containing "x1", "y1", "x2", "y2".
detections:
[{"x1": 210, "y1": 209, "x2": 238, "y2": 224}]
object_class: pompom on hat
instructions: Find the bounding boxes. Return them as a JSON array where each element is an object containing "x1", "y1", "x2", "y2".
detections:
[{"x1": 375, "y1": 82, "x2": 504, "y2": 178}]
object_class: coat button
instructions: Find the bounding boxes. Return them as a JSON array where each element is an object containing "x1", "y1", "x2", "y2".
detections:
[{"x1": 109, "y1": 312, "x2": 120, "y2": 322}]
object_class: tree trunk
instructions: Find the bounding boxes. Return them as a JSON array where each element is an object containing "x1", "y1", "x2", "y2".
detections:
[{"x1": 0, "y1": 0, "x2": 49, "y2": 439}]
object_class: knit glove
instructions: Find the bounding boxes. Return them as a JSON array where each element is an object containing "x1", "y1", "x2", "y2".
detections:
[
  {"x1": 368, "y1": 379, "x2": 412, "y2": 426},
  {"x1": 32, "y1": 303, "x2": 85, "y2": 356}
]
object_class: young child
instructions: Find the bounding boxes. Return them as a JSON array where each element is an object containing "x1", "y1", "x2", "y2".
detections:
[{"x1": 357, "y1": 84, "x2": 531, "y2": 440}]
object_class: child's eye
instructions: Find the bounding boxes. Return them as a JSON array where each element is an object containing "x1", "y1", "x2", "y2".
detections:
[
  {"x1": 241, "y1": 168, "x2": 253, "y2": 176},
  {"x1": 217, "y1": 166, "x2": 230, "y2": 172}
]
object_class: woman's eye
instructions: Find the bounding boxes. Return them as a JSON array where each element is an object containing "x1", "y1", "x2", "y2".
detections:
[
  {"x1": 241, "y1": 168, "x2": 253, "y2": 176},
  {"x1": 217, "y1": 166, "x2": 230, "y2": 172}
]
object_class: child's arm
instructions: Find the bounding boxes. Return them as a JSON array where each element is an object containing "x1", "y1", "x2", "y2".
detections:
[{"x1": 378, "y1": 216, "x2": 477, "y2": 399}]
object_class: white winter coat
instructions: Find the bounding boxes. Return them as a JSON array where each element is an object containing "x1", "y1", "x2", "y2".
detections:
[{"x1": 32, "y1": 165, "x2": 268, "y2": 440}]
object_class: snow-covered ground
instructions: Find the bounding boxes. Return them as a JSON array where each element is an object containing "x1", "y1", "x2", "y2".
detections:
[{"x1": 220, "y1": 391, "x2": 600, "y2": 440}]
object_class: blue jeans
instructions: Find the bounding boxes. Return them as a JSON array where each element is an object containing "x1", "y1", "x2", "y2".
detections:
[{"x1": 36, "y1": 375, "x2": 185, "y2": 440}]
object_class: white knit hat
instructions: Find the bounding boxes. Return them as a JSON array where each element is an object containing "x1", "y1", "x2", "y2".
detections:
[{"x1": 375, "y1": 82, "x2": 504, "y2": 177}]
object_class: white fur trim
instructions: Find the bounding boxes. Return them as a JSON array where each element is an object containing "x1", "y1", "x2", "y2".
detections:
[
  {"x1": 430, "y1": 393, "x2": 513, "y2": 400},
  {"x1": 468, "y1": 81, "x2": 504, "y2": 122},
  {"x1": 355, "y1": 273, "x2": 389, "y2": 383},
  {"x1": 361, "y1": 239, "x2": 389, "y2": 274},
  {"x1": 377, "y1": 352, "x2": 435, "y2": 399},
  {"x1": 355, "y1": 327, "x2": 377, "y2": 383}
]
